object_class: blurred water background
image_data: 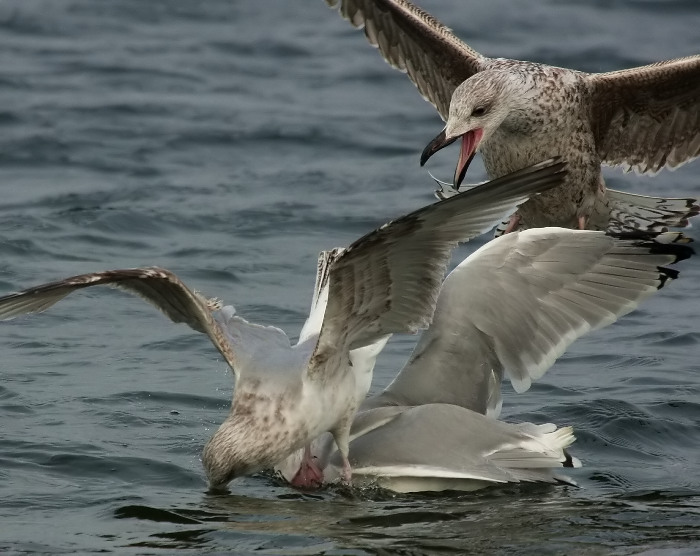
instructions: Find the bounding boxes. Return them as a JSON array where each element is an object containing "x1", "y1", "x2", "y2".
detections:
[{"x1": 0, "y1": 1, "x2": 699, "y2": 553}]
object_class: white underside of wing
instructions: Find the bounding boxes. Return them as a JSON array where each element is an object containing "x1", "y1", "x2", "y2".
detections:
[
  {"x1": 385, "y1": 228, "x2": 685, "y2": 410},
  {"x1": 214, "y1": 305, "x2": 309, "y2": 379},
  {"x1": 348, "y1": 334, "x2": 392, "y2": 402},
  {"x1": 461, "y1": 228, "x2": 679, "y2": 393},
  {"x1": 299, "y1": 249, "x2": 344, "y2": 345}
]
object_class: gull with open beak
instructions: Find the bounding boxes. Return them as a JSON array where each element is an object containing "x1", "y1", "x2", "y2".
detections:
[
  {"x1": 421, "y1": 125, "x2": 483, "y2": 190},
  {"x1": 328, "y1": 0, "x2": 699, "y2": 236}
]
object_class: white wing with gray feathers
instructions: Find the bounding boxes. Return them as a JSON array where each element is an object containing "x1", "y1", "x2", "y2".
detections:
[
  {"x1": 382, "y1": 229, "x2": 693, "y2": 415},
  {"x1": 336, "y1": 404, "x2": 578, "y2": 490}
]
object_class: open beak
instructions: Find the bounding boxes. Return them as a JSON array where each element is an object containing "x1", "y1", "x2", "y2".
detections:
[
  {"x1": 453, "y1": 128, "x2": 483, "y2": 188},
  {"x1": 420, "y1": 128, "x2": 483, "y2": 189}
]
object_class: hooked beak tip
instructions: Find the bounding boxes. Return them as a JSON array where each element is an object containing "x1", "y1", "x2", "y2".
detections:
[{"x1": 420, "y1": 129, "x2": 454, "y2": 167}]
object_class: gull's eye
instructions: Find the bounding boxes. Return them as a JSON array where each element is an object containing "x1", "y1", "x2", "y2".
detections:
[{"x1": 471, "y1": 106, "x2": 487, "y2": 117}]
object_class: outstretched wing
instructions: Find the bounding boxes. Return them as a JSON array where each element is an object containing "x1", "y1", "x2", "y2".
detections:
[
  {"x1": 587, "y1": 55, "x2": 700, "y2": 174},
  {"x1": 380, "y1": 229, "x2": 693, "y2": 415},
  {"x1": 0, "y1": 267, "x2": 238, "y2": 375},
  {"x1": 326, "y1": 0, "x2": 486, "y2": 119},
  {"x1": 308, "y1": 159, "x2": 567, "y2": 376}
]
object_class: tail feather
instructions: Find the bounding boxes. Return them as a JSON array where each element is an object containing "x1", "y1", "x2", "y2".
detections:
[
  {"x1": 495, "y1": 189, "x2": 698, "y2": 237},
  {"x1": 597, "y1": 189, "x2": 699, "y2": 233},
  {"x1": 487, "y1": 424, "x2": 581, "y2": 484}
]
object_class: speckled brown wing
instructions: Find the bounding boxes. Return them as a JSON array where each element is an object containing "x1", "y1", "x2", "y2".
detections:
[
  {"x1": 308, "y1": 159, "x2": 568, "y2": 377},
  {"x1": 326, "y1": 0, "x2": 486, "y2": 119},
  {"x1": 587, "y1": 55, "x2": 700, "y2": 174},
  {"x1": 0, "y1": 267, "x2": 238, "y2": 373}
]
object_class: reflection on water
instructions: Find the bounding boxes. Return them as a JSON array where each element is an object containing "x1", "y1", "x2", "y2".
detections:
[{"x1": 109, "y1": 485, "x2": 700, "y2": 554}]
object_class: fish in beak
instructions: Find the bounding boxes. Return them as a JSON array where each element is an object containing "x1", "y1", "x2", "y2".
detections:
[{"x1": 420, "y1": 128, "x2": 484, "y2": 189}]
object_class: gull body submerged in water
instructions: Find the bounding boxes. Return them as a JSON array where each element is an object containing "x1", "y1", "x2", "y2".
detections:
[
  {"x1": 325, "y1": 0, "x2": 700, "y2": 234},
  {"x1": 0, "y1": 160, "x2": 581, "y2": 491}
]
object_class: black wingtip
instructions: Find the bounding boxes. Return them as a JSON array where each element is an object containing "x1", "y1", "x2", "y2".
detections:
[
  {"x1": 646, "y1": 234, "x2": 694, "y2": 265},
  {"x1": 607, "y1": 230, "x2": 695, "y2": 290},
  {"x1": 657, "y1": 267, "x2": 680, "y2": 290},
  {"x1": 608, "y1": 231, "x2": 695, "y2": 262}
]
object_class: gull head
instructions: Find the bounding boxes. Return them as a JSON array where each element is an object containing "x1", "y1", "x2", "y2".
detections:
[
  {"x1": 420, "y1": 69, "x2": 523, "y2": 188},
  {"x1": 201, "y1": 397, "x2": 302, "y2": 491}
]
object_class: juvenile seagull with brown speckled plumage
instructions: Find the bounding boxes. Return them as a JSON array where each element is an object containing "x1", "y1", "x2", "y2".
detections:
[
  {"x1": 0, "y1": 160, "x2": 569, "y2": 491},
  {"x1": 327, "y1": 0, "x2": 700, "y2": 234}
]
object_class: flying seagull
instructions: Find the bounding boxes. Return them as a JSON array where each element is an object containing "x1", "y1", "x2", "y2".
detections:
[
  {"x1": 0, "y1": 160, "x2": 567, "y2": 491},
  {"x1": 277, "y1": 228, "x2": 694, "y2": 491},
  {"x1": 325, "y1": 0, "x2": 700, "y2": 234}
]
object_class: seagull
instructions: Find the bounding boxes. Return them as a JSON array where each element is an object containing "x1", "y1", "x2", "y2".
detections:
[
  {"x1": 325, "y1": 0, "x2": 700, "y2": 235},
  {"x1": 277, "y1": 228, "x2": 694, "y2": 492},
  {"x1": 0, "y1": 159, "x2": 567, "y2": 491}
]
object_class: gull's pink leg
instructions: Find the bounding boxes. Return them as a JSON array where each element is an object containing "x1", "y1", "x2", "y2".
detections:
[
  {"x1": 331, "y1": 422, "x2": 353, "y2": 485},
  {"x1": 340, "y1": 454, "x2": 352, "y2": 484},
  {"x1": 578, "y1": 215, "x2": 587, "y2": 230},
  {"x1": 503, "y1": 213, "x2": 522, "y2": 234}
]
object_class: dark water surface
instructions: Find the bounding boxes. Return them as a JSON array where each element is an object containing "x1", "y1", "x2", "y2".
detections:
[{"x1": 0, "y1": 1, "x2": 699, "y2": 554}]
